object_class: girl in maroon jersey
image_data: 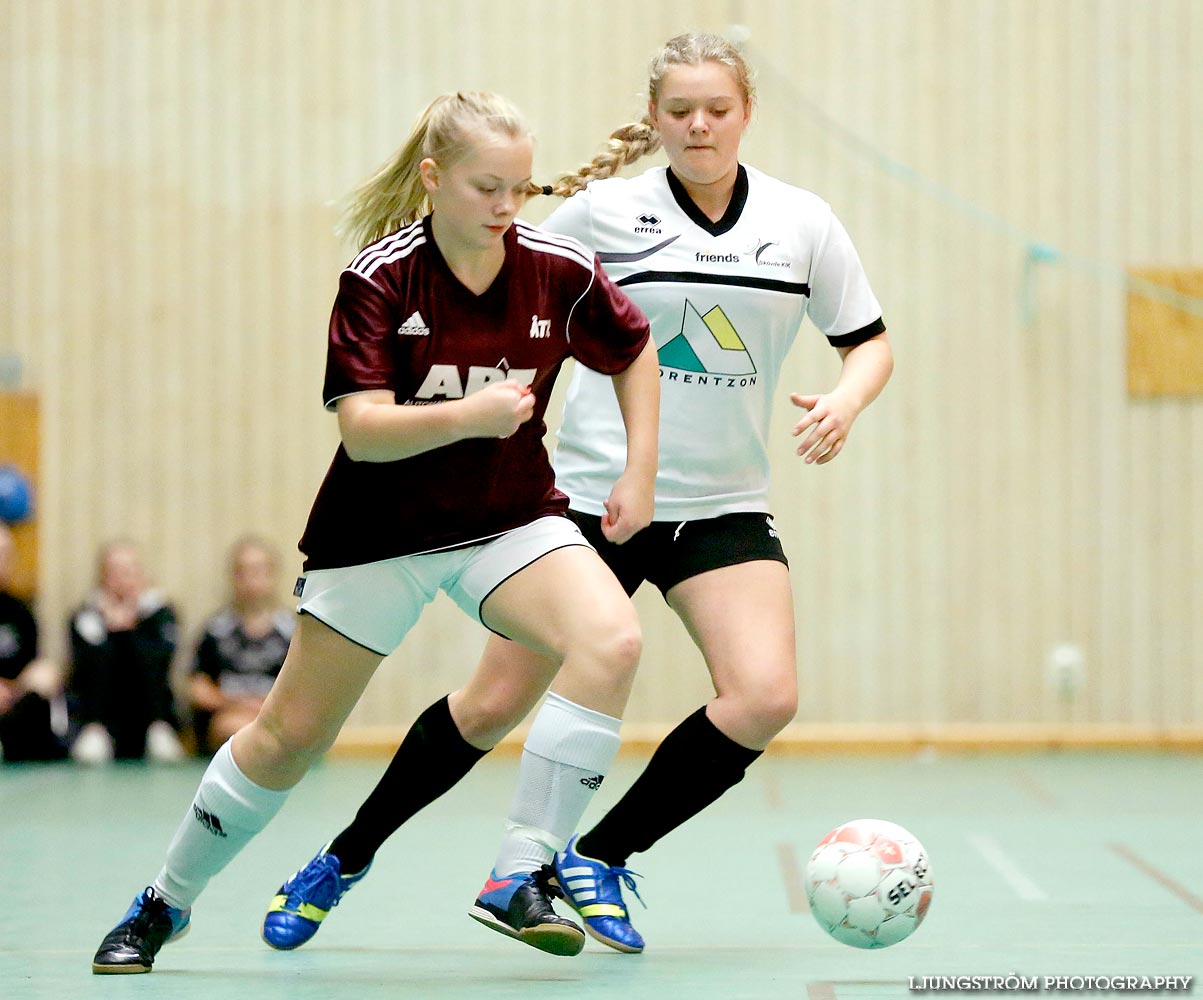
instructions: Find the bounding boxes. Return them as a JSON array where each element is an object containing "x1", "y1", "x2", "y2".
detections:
[
  {"x1": 91, "y1": 90, "x2": 659, "y2": 974},
  {"x1": 267, "y1": 32, "x2": 893, "y2": 960}
]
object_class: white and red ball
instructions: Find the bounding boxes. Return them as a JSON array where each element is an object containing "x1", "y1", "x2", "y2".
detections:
[{"x1": 804, "y1": 818, "x2": 933, "y2": 949}]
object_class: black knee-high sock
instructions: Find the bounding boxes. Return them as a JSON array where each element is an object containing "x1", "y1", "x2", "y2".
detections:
[
  {"x1": 328, "y1": 696, "x2": 487, "y2": 874},
  {"x1": 575, "y1": 706, "x2": 762, "y2": 868}
]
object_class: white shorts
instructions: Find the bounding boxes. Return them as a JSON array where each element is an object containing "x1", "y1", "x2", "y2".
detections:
[{"x1": 294, "y1": 516, "x2": 592, "y2": 654}]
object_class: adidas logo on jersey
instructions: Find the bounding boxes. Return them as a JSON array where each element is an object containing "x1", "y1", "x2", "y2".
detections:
[
  {"x1": 398, "y1": 311, "x2": 430, "y2": 336},
  {"x1": 579, "y1": 774, "x2": 605, "y2": 790}
]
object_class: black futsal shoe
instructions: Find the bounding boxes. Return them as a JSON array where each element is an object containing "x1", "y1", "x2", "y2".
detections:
[
  {"x1": 468, "y1": 864, "x2": 586, "y2": 956},
  {"x1": 92, "y1": 886, "x2": 191, "y2": 974}
]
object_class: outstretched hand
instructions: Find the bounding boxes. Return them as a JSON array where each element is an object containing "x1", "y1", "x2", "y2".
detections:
[{"x1": 789, "y1": 390, "x2": 859, "y2": 465}]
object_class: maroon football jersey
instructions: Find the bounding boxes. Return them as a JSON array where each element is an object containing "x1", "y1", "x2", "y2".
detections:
[{"x1": 299, "y1": 215, "x2": 650, "y2": 570}]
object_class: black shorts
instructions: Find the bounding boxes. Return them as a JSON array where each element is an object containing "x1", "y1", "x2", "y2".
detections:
[{"x1": 568, "y1": 510, "x2": 788, "y2": 598}]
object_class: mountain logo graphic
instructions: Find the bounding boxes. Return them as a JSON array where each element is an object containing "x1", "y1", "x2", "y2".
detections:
[{"x1": 657, "y1": 300, "x2": 756, "y2": 376}]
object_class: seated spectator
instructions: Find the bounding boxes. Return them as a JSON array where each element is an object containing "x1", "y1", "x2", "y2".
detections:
[
  {"x1": 189, "y1": 536, "x2": 292, "y2": 756},
  {"x1": 0, "y1": 523, "x2": 67, "y2": 762},
  {"x1": 68, "y1": 539, "x2": 184, "y2": 763}
]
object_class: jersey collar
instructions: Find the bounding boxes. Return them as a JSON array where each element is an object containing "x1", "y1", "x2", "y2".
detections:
[
  {"x1": 665, "y1": 164, "x2": 748, "y2": 237},
  {"x1": 422, "y1": 213, "x2": 513, "y2": 300}
]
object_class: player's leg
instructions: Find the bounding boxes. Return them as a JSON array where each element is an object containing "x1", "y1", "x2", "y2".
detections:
[
  {"x1": 467, "y1": 540, "x2": 642, "y2": 956},
  {"x1": 318, "y1": 509, "x2": 645, "y2": 885},
  {"x1": 330, "y1": 638, "x2": 554, "y2": 871},
  {"x1": 263, "y1": 515, "x2": 642, "y2": 955},
  {"x1": 561, "y1": 517, "x2": 796, "y2": 952},
  {"x1": 263, "y1": 520, "x2": 603, "y2": 952},
  {"x1": 581, "y1": 559, "x2": 795, "y2": 864},
  {"x1": 263, "y1": 636, "x2": 555, "y2": 950},
  {"x1": 557, "y1": 561, "x2": 795, "y2": 952},
  {"x1": 93, "y1": 614, "x2": 384, "y2": 973}
]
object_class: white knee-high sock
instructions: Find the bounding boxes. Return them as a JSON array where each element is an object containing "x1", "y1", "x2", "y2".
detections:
[
  {"x1": 153, "y1": 740, "x2": 290, "y2": 909},
  {"x1": 492, "y1": 692, "x2": 622, "y2": 876}
]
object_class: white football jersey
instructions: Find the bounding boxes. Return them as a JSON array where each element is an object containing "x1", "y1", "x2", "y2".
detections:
[{"x1": 544, "y1": 164, "x2": 885, "y2": 520}]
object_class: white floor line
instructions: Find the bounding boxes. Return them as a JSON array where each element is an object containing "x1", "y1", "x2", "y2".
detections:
[{"x1": 968, "y1": 834, "x2": 1049, "y2": 901}]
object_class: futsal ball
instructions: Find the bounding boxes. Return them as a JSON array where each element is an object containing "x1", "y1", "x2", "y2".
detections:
[{"x1": 804, "y1": 818, "x2": 933, "y2": 949}]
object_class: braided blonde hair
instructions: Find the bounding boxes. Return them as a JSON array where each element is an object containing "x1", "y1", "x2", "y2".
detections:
[
  {"x1": 550, "y1": 32, "x2": 756, "y2": 198},
  {"x1": 338, "y1": 91, "x2": 541, "y2": 249}
]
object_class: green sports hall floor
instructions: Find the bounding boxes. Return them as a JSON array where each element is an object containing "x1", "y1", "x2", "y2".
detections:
[{"x1": 2, "y1": 749, "x2": 1200, "y2": 1000}]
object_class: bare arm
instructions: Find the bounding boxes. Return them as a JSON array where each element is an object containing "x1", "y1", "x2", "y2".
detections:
[
  {"x1": 337, "y1": 384, "x2": 537, "y2": 462},
  {"x1": 601, "y1": 339, "x2": 661, "y2": 542},
  {"x1": 790, "y1": 331, "x2": 894, "y2": 465}
]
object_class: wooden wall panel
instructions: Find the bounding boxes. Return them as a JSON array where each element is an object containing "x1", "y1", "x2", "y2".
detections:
[
  {"x1": 1127, "y1": 269, "x2": 1203, "y2": 395},
  {"x1": 1, "y1": 0, "x2": 1199, "y2": 737},
  {"x1": 0, "y1": 393, "x2": 39, "y2": 599}
]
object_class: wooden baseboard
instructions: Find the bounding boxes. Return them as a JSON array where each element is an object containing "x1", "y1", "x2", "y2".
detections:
[{"x1": 331, "y1": 722, "x2": 1203, "y2": 757}]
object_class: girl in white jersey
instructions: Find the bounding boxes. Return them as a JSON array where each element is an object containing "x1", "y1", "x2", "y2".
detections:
[
  {"x1": 90, "y1": 90, "x2": 660, "y2": 974},
  {"x1": 267, "y1": 33, "x2": 893, "y2": 956}
]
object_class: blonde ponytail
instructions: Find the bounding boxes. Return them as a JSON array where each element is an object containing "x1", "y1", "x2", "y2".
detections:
[
  {"x1": 336, "y1": 124, "x2": 431, "y2": 249},
  {"x1": 550, "y1": 117, "x2": 662, "y2": 198}
]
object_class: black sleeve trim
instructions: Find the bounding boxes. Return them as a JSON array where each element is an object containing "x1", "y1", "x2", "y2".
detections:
[{"x1": 827, "y1": 317, "x2": 886, "y2": 349}]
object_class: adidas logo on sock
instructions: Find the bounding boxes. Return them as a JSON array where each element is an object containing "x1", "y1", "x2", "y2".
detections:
[
  {"x1": 579, "y1": 774, "x2": 605, "y2": 790},
  {"x1": 397, "y1": 311, "x2": 430, "y2": 336},
  {"x1": 194, "y1": 805, "x2": 228, "y2": 837}
]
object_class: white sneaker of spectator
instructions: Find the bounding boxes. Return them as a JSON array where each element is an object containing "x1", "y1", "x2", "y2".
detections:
[
  {"x1": 146, "y1": 720, "x2": 185, "y2": 762},
  {"x1": 71, "y1": 722, "x2": 115, "y2": 765}
]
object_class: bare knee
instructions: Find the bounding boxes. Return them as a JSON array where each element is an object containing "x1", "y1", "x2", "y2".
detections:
[
  {"x1": 752, "y1": 685, "x2": 798, "y2": 737},
  {"x1": 712, "y1": 681, "x2": 797, "y2": 749},
  {"x1": 451, "y1": 684, "x2": 538, "y2": 748},
  {"x1": 236, "y1": 708, "x2": 336, "y2": 788},
  {"x1": 558, "y1": 605, "x2": 642, "y2": 674},
  {"x1": 570, "y1": 615, "x2": 641, "y2": 691},
  {"x1": 549, "y1": 612, "x2": 642, "y2": 719},
  {"x1": 598, "y1": 616, "x2": 642, "y2": 675}
]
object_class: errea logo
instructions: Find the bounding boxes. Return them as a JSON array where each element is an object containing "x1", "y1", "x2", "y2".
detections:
[
  {"x1": 635, "y1": 212, "x2": 662, "y2": 234},
  {"x1": 398, "y1": 311, "x2": 430, "y2": 336}
]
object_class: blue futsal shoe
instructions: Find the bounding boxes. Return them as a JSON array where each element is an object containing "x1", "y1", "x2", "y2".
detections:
[
  {"x1": 553, "y1": 835, "x2": 646, "y2": 953},
  {"x1": 261, "y1": 845, "x2": 371, "y2": 950},
  {"x1": 92, "y1": 887, "x2": 191, "y2": 974},
  {"x1": 468, "y1": 866, "x2": 585, "y2": 956}
]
